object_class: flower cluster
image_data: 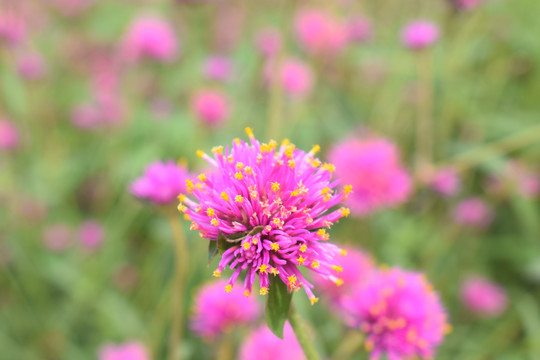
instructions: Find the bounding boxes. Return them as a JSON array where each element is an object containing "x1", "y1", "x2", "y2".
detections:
[
  {"x1": 131, "y1": 161, "x2": 190, "y2": 205},
  {"x1": 178, "y1": 128, "x2": 351, "y2": 303},
  {"x1": 239, "y1": 322, "x2": 306, "y2": 360},
  {"x1": 461, "y1": 276, "x2": 508, "y2": 317},
  {"x1": 343, "y1": 267, "x2": 449, "y2": 360}
]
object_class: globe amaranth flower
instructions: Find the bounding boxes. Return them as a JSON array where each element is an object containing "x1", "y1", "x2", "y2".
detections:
[
  {"x1": 131, "y1": 161, "x2": 190, "y2": 205},
  {"x1": 239, "y1": 322, "x2": 306, "y2": 360},
  {"x1": 191, "y1": 89, "x2": 229, "y2": 127},
  {"x1": 190, "y1": 280, "x2": 260, "y2": 339},
  {"x1": 203, "y1": 56, "x2": 233, "y2": 82},
  {"x1": 452, "y1": 197, "x2": 493, "y2": 228},
  {"x1": 294, "y1": 9, "x2": 349, "y2": 56},
  {"x1": 311, "y1": 246, "x2": 375, "y2": 310},
  {"x1": 264, "y1": 58, "x2": 314, "y2": 99},
  {"x1": 178, "y1": 128, "x2": 351, "y2": 304},
  {"x1": 429, "y1": 167, "x2": 461, "y2": 197},
  {"x1": 328, "y1": 137, "x2": 412, "y2": 216},
  {"x1": 343, "y1": 267, "x2": 449, "y2": 360},
  {"x1": 99, "y1": 341, "x2": 149, "y2": 360},
  {"x1": 461, "y1": 276, "x2": 507, "y2": 317},
  {"x1": 401, "y1": 21, "x2": 439, "y2": 50}
]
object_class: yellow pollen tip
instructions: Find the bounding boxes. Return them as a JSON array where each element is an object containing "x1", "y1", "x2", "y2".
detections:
[
  {"x1": 258, "y1": 264, "x2": 268, "y2": 273},
  {"x1": 177, "y1": 194, "x2": 187, "y2": 202},
  {"x1": 234, "y1": 172, "x2": 243, "y2": 180},
  {"x1": 259, "y1": 287, "x2": 268, "y2": 295},
  {"x1": 317, "y1": 229, "x2": 326, "y2": 236},
  {"x1": 225, "y1": 284, "x2": 232, "y2": 293},
  {"x1": 311, "y1": 260, "x2": 320, "y2": 269},
  {"x1": 242, "y1": 242, "x2": 251, "y2": 250},
  {"x1": 291, "y1": 190, "x2": 299, "y2": 197},
  {"x1": 245, "y1": 127, "x2": 254, "y2": 138},
  {"x1": 341, "y1": 208, "x2": 351, "y2": 217},
  {"x1": 310, "y1": 297, "x2": 319, "y2": 305},
  {"x1": 213, "y1": 270, "x2": 221, "y2": 277},
  {"x1": 335, "y1": 278, "x2": 344, "y2": 286},
  {"x1": 183, "y1": 214, "x2": 190, "y2": 220},
  {"x1": 271, "y1": 243, "x2": 280, "y2": 251},
  {"x1": 320, "y1": 187, "x2": 330, "y2": 195},
  {"x1": 220, "y1": 192, "x2": 229, "y2": 201},
  {"x1": 236, "y1": 162, "x2": 244, "y2": 170},
  {"x1": 206, "y1": 208, "x2": 215, "y2": 217},
  {"x1": 177, "y1": 203, "x2": 186, "y2": 213},
  {"x1": 344, "y1": 185, "x2": 353, "y2": 194},
  {"x1": 196, "y1": 150, "x2": 204, "y2": 158},
  {"x1": 297, "y1": 256, "x2": 306, "y2": 265},
  {"x1": 339, "y1": 249, "x2": 348, "y2": 256},
  {"x1": 324, "y1": 193, "x2": 332, "y2": 201},
  {"x1": 210, "y1": 218, "x2": 219, "y2": 226},
  {"x1": 235, "y1": 195, "x2": 244, "y2": 203},
  {"x1": 299, "y1": 244, "x2": 308, "y2": 252},
  {"x1": 322, "y1": 163, "x2": 336, "y2": 172},
  {"x1": 281, "y1": 139, "x2": 290, "y2": 146},
  {"x1": 244, "y1": 290, "x2": 251, "y2": 297},
  {"x1": 331, "y1": 265, "x2": 343, "y2": 272},
  {"x1": 288, "y1": 159, "x2": 296, "y2": 168},
  {"x1": 198, "y1": 173, "x2": 207, "y2": 182},
  {"x1": 270, "y1": 267, "x2": 279, "y2": 275},
  {"x1": 212, "y1": 146, "x2": 223, "y2": 155},
  {"x1": 271, "y1": 182, "x2": 280, "y2": 192},
  {"x1": 244, "y1": 166, "x2": 253, "y2": 174},
  {"x1": 288, "y1": 275, "x2": 297, "y2": 284},
  {"x1": 311, "y1": 145, "x2": 320, "y2": 154}
]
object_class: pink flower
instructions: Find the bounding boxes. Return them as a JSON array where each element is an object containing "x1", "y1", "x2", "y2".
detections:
[
  {"x1": 506, "y1": 161, "x2": 540, "y2": 198},
  {"x1": 43, "y1": 224, "x2": 72, "y2": 252},
  {"x1": 328, "y1": 137, "x2": 412, "y2": 216},
  {"x1": 265, "y1": 58, "x2": 314, "y2": 99},
  {"x1": 0, "y1": 119, "x2": 20, "y2": 150},
  {"x1": 122, "y1": 15, "x2": 178, "y2": 63},
  {"x1": 255, "y1": 28, "x2": 282, "y2": 57},
  {"x1": 204, "y1": 56, "x2": 232, "y2": 81},
  {"x1": 453, "y1": 0, "x2": 485, "y2": 11},
  {"x1": 0, "y1": 12, "x2": 26, "y2": 47},
  {"x1": 131, "y1": 161, "x2": 190, "y2": 205},
  {"x1": 239, "y1": 323, "x2": 306, "y2": 360},
  {"x1": 347, "y1": 15, "x2": 372, "y2": 43},
  {"x1": 179, "y1": 128, "x2": 350, "y2": 303},
  {"x1": 452, "y1": 197, "x2": 493, "y2": 228},
  {"x1": 401, "y1": 21, "x2": 439, "y2": 50},
  {"x1": 78, "y1": 220, "x2": 105, "y2": 250},
  {"x1": 17, "y1": 52, "x2": 46, "y2": 80},
  {"x1": 48, "y1": 0, "x2": 94, "y2": 17},
  {"x1": 190, "y1": 280, "x2": 260, "y2": 338},
  {"x1": 430, "y1": 167, "x2": 461, "y2": 197},
  {"x1": 98, "y1": 341, "x2": 149, "y2": 360},
  {"x1": 461, "y1": 276, "x2": 507, "y2": 317},
  {"x1": 191, "y1": 89, "x2": 229, "y2": 126},
  {"x1": 311, "y1": 246, "x2": 375, "y2": 309},
  {"x1": 343, "y1": 268, "x2": 449, "y2": 360},
  {"x1": 294, "y1": 9, "x2": 349, "y2": 56}
]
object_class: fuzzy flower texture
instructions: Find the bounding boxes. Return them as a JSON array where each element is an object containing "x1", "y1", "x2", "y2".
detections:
[{"x1": 179, "y1": 128, "x2": 351, "y2": 303}]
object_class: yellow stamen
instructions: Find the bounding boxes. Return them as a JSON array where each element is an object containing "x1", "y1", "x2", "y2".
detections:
[
  {"x1": 299, "y1": 244, "x2": 307, "y2": 252},
  {"x1": 186, "y1": 179, "x2": 194, "y2": 193},
  {"x1": 221, "y1": 192, "x2": 229, "y2": 201},
  {"x1": 324, "y1": 193, "x2": 332, "y2": 201},
  {"x1": 271, "y1": 182, "x2": 280, "y2": 192},
  {"x1": 311, "y1": 159, "x2": 321, "y2": 168},
  {"x1": 242, "y1": 242, "x2": 251, "y2": 250},
  {"x1": 339, "y1": 248, "x2": 348, "y2": 256},
  {"x1": 213, "y1": 269, "x2": 221, "y2": 277},
  {"x1": 244, "y1": 166, "x2": 253, "y2": 174},
  {"x1": 198, "y1": 173, "x2": 207, "y2": 182},
  {"x1": 317, "y1": 229, "x2": 326, "y2": 237},
  {"x1": 271, "y1": 243, "x2": 280, "y2": 251},
  {"x1": 225, "y1": 284, "x2": 232, "y2": 293},
  {"x1": 288, "y1": 159, "x2": 295, "y2": 168},
  {"x1": 320, "y1": 187, "x2": 330, "y2": 195},
  {"x1": 259, "y1": 287, "x2": 268, "y2": 295},
  {"x1": 322, "y1": 163, "x2": 336, "y2": 172},
  {"x1": 206, "y1": 208, "x2": 215, "y2": 217},
  {"x1": 281, "y1": 138, "x2": 290, "y2": 147},
  {"x1": 212, "y1": 146, "x2": 223, "y2": 155},
  {"x1": 196, "y1": 150, "x2": 204, "y2": 158},
  {"x1": 210, "y1": 218, "x2": 219, "y2": 226},
  {"x1": 258, "y1": 264, "x2": 269, "y2": 273},
  {"x1": 297, "y1": 256, "x2": 306, "y2": 265},
  {"x1": 183, "y1": 214, "x2": 190, "y2": 220},
  {"x1": 245, "y1": 127, "x2": 254, "y2": 138},
  {"x1": 310, "y1": 297, "x2": 319, "y2": 305},
  {"x1": 291, "y1": 190, "x2": 299, "y2": 197},
  {"x1": 310, "y1": 145, "x2": 320, "y2": 154},
  {"x1": 270, "y1": 267, "x2": 279, "y2": 275},
  {"x1": 177, "y1": 204, "x2": 186, "y2": 213},
  {"x1": 234, "y1": 172, "x2": 243, "y2": 180},
  {"x1": 236, "y1": 162, "x2": 244, "y2": 170},
  {"x1": 331, "y1": 265, "x2": 343, "y2": 272},
  {"x1": 235, "y1": 195, "x2": 244, "y2": 203},
  {"x1": 334, "y1": 278, "x2": 344, "y2": 286},
  {"x1": 344, "y1": 185, "x2": 353, "y2": 194},
  {"x1": 177, "y1": 194, "x2": 187, "y2": 202},
  {"x1": 288, "y1": 275, "x2": 297, "y2": 285},
  {"x1": 340, "y1": 207, "x2": 351, "y2": 217},
  {"x1": 285, "y1": 144, "x2": 295, "y2": 158},
  {"x1": 311, "y1": 260, "x2": 320, "y2": 269}
]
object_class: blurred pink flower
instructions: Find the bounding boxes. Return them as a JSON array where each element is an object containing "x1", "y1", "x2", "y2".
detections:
[
  {"x1": 43, "y1": 224, "x2": 72, "y2": 252},
  {"x1": 99, "y1": 341, "x2": 149, "y2": 360},
  {"x1": 401, "y1": 21, "x2": 439, "y2": 50},
  {"x1": 17, "y1": 52, "x2": 46, "y2": 80},
  {"x1": 329, "y1": 137, "x2": 412, "y2": 216},
  {"x1": 347, "y1": 15, "x2": 372, "y2": 43},
  {"x1": 461, "y1": 276, "x2": 507, "y2": 317},
  {"x1": 191, "y1": 89, "x2": 229, "y2": 126},
  {"x1": 0, "y1": 12, "x2": 26, "y2": 47},
  {"x1": 265, "y1": 58, "x2": 314, "y2": 99},
  {"x1": 0, "y1": 119, "x2": 20, "y2": 150},
  {"x1": 204, "y1": 56, "x2": 232, "y2": 81},
  {"x1": 452, "y1": 197, "x2": 493, "y2": 228},
  {"x1": 78, "y1": 220, "x2": 105, "y2": 250},
  {"x1": 239, "y1": 323, "x2": 306, "y2": 360},
  {"x1": 255, "y1": 28, "x2": 282, "y2": 57},
  {"x1": 190, "y1": 280, "x2": 260, "y2": 339},
  {"x1": 122, "y1": 15, "x2": 178, "y2": 63},
  {"x1": 430, "y1": 167, "x2": 461, "y2": 197},
  {"x1": 311, "y1": 246, "x2": 375, "y2": 309},
  {"x1": 453, "y1": 0, "x2": 485, "y2": 11},
  {"x1": 294, "y1": 9, "x2": 349, "y2": 56},
  {"x1": 48, "y1": 0, "x2": 94, "y2": 16},
  {"x1": 343, "y1": 268, "x2": 449, "y2": 360},
  {"x1": 507, "y1": 161, "x2": 540, "y2": 198},
  {"x1": 130, "y1": 160, "x2": 190, "y2": 205}
]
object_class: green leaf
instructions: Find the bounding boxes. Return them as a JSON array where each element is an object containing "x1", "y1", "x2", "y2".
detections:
[
  {"x1": 265, "y1": 275, "x2": 292, "y2": 339},
  {"x1": 208, "y1": 240, "x2": 218, "y2": 265}
]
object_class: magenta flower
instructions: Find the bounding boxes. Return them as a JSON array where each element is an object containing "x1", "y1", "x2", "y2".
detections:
[
  {"x1": 131, "y1": 161, "x2": 190, "y2": 205},
  {"x1": 265, "y1": 58, "x2": 314, "y2": 99},
  {"x1": 294, "y1": 9, "x2": 349, "y2": 56},
  {"x1": 346, "y1": 15, "x2": 373, "y2": 43},
  {"x1": 343, "y1": 268, "x2": 449, "y2": 360},
  {"x1": 0, "y1": 119, "x2": 20, "y2": 150},
  {"x1": 78, "y1": 220, "x2": 105, "y2": 250},
  {"x1": 0, "y1": 12, "x2": 26, "y2": 47},
  {"x1": 98, "y1": 341, "x2": 149, "y2": 360},
  {"x1": 239, "y1": 322, "x2": 306, "y2": 360},
  {"x1": 255, "y1": 28, "x2": 282, "y2": 58},
  {"x1": 452, "y1": 0, "x2": 485, "y2": 11},
  {"x1": 401, "y1": 21, "x2": 439, "y2": 50},
  {"x1": 190, "y1": 280, "x2": 260, "y2": 339},
  {"x1": 506, "y1": 161, "x2": 540, "y2": 198},
  {"x1": 191, "y1": 89, "x2": 229, "y2": 127},
  {"x1": 204, "y1": 56, "x2": 233, "y2": 81},
  {"x1": 328, "y1": 137, "x2": 412, "y2": 216},
  {"x1": 311, "y1": 246, "x2": 375, "y2": 309},
  {"x1": 430, "y1": 167, "x2": 461, "y2": 197},
  {"x1": 452, "y1": 197, "x2": 493, "y2": 228},
  {"x1": 178, "y1": 128, "x2": 351, "y2": 303},
  {"x1": 461, "y1": 276, "x2": 507, "y2": 317},
  {"x1": 43, "y1": 224, "x2": 72, "y2": 252},
  {"x1": 122, "y1": 15, "x2": 178, "y2": 63},
  {"x1": 17, "y1": 52, "x2": 46, "y2": 80}
]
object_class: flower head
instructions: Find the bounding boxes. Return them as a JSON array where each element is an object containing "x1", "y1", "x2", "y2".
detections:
[
  {"x1": 0, "y1": 11, "x2": 26, "y2": 47},
  {"x1": 461, "y1": 276, "x2": 507, "y2": 317},
  {"x1": 239, "y1": 322, "x2": 306, "y2": 360},
  {"x1": 131, "y1": 161, "x2": 190, "y2": 205},
  {"x1": 17, "y1": 52, "x2": 46, "y2": 80},
  {"x1": 265, "y1": 58, "x2": 314, "y2": 99},
  {"x1": 122, "y1": 15, "x2": 178, "y2": 63},
  {"x1": 191, "y1": 89, "x2": 229, "y2": 126},
  {"x1": 98, "y1": 341, "x2": 149, "y2": 360},
  {"x1": 346, "y1": 15, "x2": 373, "y2": 43},
  {"x1": 328, "y1": 137, "x2": 412, "y2": 216},
  {"x1": 204, "y1": 56, "x2": 233, "y2": 81},
  {"x1": 78, "y1": 220, "x2": 105, "y2": 250},
  {"x1": 401, "y1": 21, "x2": 439, "y2": 50},
  {"x1": 452, "y1": 197, "x2": 493, "y2": 228},
  {"x1": 294, "y1": 9, "x2": 348, "y2": 56},
  {"x1": 450, "y1": 0, "x2": 485, "y2": 11},
  {"x1": 343, "y1": 268, "x2": 449, "y2": 360},
  {"x1": 190, "y1": 280, "x2": 260, "y2": 338},
  {"x1": 430, "y1": 167, "x2": 461, "y2": 197},
  {"x1": 0, "y1": 118, "x2": 20, "y2": 150},
  {"x1": 43, "y1": 224, "x2": 72, "y2": 252},
  {"x1": 255, "y1": 28, "x2": 282, "y2": 58},
  {"x1": 180, "y1": 128, "x2": 350, "y2": 303}
]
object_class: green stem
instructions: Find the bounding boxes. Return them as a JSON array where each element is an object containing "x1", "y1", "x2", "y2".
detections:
[
  {"x1": 167, "y1": 213, "x2": 188, "y2": 360},
  {"x1": 288, "y1": 305, "x2": 320, "y2": 360},
  {"x1": 331, "y1": 331, "x2": 364, "y2": 360}
]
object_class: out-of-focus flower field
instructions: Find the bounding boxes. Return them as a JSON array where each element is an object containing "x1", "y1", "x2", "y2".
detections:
[{"x1": 1, "y1": 0, "x2": 540, "y2": 359}]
